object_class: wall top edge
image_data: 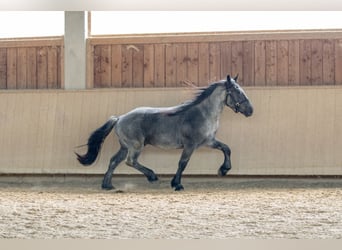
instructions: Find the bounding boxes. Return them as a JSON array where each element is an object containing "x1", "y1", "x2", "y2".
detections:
[
  {"x1": 0, "y1": 36, "x2": 64, "y2": 48},
  {"x1": 88, "y1": 29, "x2": 342, "y2": 44},
  {"x1": 2, "y1": 85, "x2": 342, "y2": 95}
]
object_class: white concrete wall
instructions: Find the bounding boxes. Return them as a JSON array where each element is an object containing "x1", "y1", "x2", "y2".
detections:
[
  {"x1": 64, "y1": 11, "x2": 87, "y2": 89},
  {"x1": 0, "y1": 87, "x2": 341, "y2": 176}
]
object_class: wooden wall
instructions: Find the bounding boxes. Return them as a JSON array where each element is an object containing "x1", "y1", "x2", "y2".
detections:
[
  {"x1": 88, "y1": 30, "x2": 342, "y2": 88},
  {"x1": 1, "y1": 31, "x2": 341, "y2": 90},
  {"x1": 0, "y1": 37, "x2": 64, "y2": 89}
]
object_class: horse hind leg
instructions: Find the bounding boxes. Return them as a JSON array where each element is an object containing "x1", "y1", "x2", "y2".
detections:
[
  {"x1": 102, "y1": 146, "x2": 128, "y2": 190},
  {"x1": 125, "y1": 148, "x2": 158, "y2": 183}
]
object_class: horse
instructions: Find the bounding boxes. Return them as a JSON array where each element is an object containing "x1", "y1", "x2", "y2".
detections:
[{"x1": 75, "y1": 75, "x2": 253, "y2": 191}]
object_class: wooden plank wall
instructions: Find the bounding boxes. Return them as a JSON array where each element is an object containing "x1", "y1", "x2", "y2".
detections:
[
  {"x1": 89, "y1": 31, "x2": 342, "y2": 88},
  {"x1": 0, "y1": 37, "x2": 64, "y2": 89}
]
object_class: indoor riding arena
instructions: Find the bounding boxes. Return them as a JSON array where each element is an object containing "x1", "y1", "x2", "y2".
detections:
[{"x1": 1, "y1": 11, "x2": 342, "y2": 239}]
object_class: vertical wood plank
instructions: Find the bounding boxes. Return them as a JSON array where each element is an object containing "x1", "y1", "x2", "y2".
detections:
[
  {"x1": 6, "y1": 48, "x2": 17, "y2": 89},
  {"x1": 122, "y1": 45, "x2": 133, "y2": 88},
  {"x1": 322, "y1": 39, "x2": 335, "y2": 85},
  {"x1": 220, "y1": 42, "x2": 232, "y2": 80},
  {"x1": 47, "y1": 46, "x2": 58, "y2": 89},
  {"x1": 187, "y1": 43, "x2": 199, "y2": 85},
  {"x1": 93, "y1": 45, "x2": 102, "y2": 88},
  {"x1": 231, "y1": 41, "x2": 243, "y2": 83},
  {"x1": 37, "y1": 47, "x2": 48, "y2": 89},
  {"x1": 17, "y1": 48, "x2": 27, "y2": 89},
  {"x1": 265, "y1": 40, "x2": 277, "y2": 86},
  {"x1": 335, "y1": 39, "x2": 342, "y2": 85},
  {"x1": 57, "y1": 46, "x2": 62, "y2": 88},
  {"x1": 132, "y1": 45, "x2": 144, "y2": 87},
  {"x1": 86, "y1": 42, "x2": 94, "y2": 88},
  {"x1": 143, "y1": 44, "x2": 154, "y2": 87},
  {"x1": 100, "y1": 45, "x2": 112, "y2": 88},
  {"x1": 176, "y1": 43, "x2": 187, "y2": 87},
  {"x1": 300, "y1": 40, "x2": 312, "y2": 85},
  {"x1": 165, "y1": 44, "x2": 177, "y2": 87},
  {"x1": 198, "y1": 43, "x2": 210, "y2": 86},
  {"x1": 27, "y1": 47, "x2": 37, "y2": 89},
  {"x1": 209, "y1": 43, "x2": 221, "y2": 82},
  {"x1": 254, "y1": 40, "x2": 266, "y2": 86},
  {"x1": 277, "y1": 40, "x2": 289, "y2": 86},
  {"x1": 154, "y1": 44, "x2": 166, "y2": 87},
  {"x1": 0, "y1": 48, "x2": 6, "y2": 89},
  {"x1": 311, "y1": 40, "x2": 323, "y2": 85},
  {"x1": 111, "y1": 44, "x2": 122, "y2": 87},
  {"x1": 243, "y1": 41, "x2": 255, "y2": 86},
  {"x1": 288, "y1": 40, "x2": 300, "y2": 85}
]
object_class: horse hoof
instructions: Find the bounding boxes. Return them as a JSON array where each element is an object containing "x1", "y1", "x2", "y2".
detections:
[
  {"x1": 174, "y1": 185, "x2": 184, "y2": 191},
  {"x1": 101, "y1": 184, "x2": 114, "y2": 190},
  {"x1": 218, "y1": 167, "x2": 230, "y2": 176},
  {"x1": 148, "y1": 175, "x2": 159, "y2": 183}
]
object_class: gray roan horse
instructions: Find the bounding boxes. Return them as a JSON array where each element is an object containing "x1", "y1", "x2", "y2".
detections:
[{"x1": 76, "y1": 75, "x2": 253, "y2": 191}]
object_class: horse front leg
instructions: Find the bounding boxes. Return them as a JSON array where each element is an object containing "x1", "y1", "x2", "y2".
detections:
[
  {"x1": 209, "y1": 139, "x2": 232, "y2": 176},
  {"x1": 171, "y1": 146, "x2": 195, "y2": 191}
]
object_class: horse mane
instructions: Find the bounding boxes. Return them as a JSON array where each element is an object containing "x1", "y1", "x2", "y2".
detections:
[{"x1": 167, "y1": 81, "x2": 225, "y2": 116}]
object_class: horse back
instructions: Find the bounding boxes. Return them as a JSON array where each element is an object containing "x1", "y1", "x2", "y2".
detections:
[{"x1": 115, "y1": 107, "x2": 184, "y2": 149}]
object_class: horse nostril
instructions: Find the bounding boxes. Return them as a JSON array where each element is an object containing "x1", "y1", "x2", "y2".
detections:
[{"x1": 247, "y1": 107, "x2": 254, "y2": 116}]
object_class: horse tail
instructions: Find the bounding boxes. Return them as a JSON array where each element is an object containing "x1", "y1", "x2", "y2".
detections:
[{"x1": 75, "y1": 116, "x2": 119, "y2": 166}]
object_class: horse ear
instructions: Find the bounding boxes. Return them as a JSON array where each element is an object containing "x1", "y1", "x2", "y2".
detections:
[
  {"x1": 226, "y1": 75, "x2": 233, "y2": 88},
  {"x1": 234, "y1": 74, "x2": 239, "y2": 81}
]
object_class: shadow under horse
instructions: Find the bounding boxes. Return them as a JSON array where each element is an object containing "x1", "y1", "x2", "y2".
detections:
[{"x1": 76, "y1": 75, "x2": 253, "y2": 191}]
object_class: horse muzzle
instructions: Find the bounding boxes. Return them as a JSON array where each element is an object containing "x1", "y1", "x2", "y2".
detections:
[
  {"x1": 234, "y1": 101, "x2": 253, "y2": 117},
  {"x1": 243, "y1": 105, "x2": 253, "y2": 117}
]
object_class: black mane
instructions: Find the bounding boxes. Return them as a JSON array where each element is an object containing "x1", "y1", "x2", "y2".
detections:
[{"x1": 167, "y1": 81, "x2": 225, "y2": 116}]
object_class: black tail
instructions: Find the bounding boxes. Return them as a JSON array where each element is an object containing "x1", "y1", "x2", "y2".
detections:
[{"x1": 75, "y1": 116, "x2": 118, "y2": 166}]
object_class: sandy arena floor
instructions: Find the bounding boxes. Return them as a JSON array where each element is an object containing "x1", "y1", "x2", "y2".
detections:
[{"x1": 0, "y1": 176, "x2": 342, "y2": 239}]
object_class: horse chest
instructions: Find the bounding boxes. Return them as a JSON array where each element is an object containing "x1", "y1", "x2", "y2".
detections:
[{"x1": 205, "y1": 118, "x2": 220, "y2": 137}]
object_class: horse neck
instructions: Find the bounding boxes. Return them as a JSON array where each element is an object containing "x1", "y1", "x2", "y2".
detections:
[{"x1": 198, "y1": 86, "x2": 226, "y2": 118}]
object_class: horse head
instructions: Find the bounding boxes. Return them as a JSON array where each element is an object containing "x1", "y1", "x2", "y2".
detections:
[{"x1": 225, "y1": 74, "x2": 253, "y2": 117}]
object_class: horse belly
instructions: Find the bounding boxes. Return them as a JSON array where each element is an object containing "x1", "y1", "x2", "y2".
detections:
[
  {"x1": 153, "y1": 141, "x2": 182, "y2": 150},
  {"x1": 146, "y1": 132, "x2": 183, "y2": 149}
]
